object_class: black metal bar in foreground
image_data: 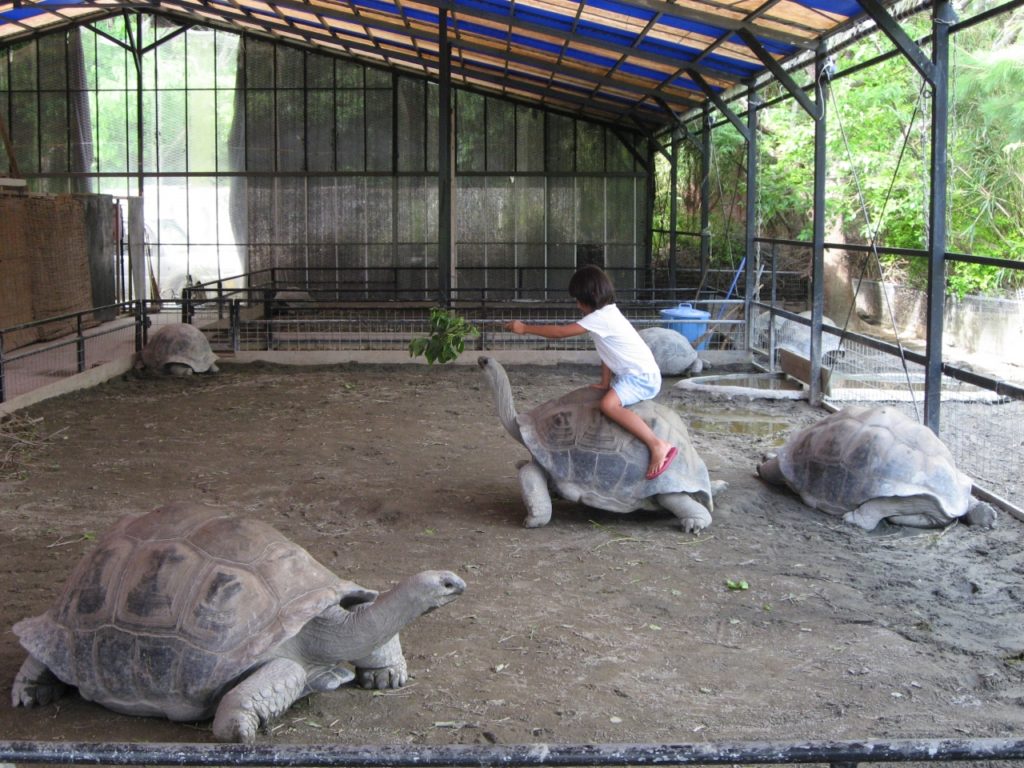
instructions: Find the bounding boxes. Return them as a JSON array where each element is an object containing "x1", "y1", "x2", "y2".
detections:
[{"x1": 2, "y1": 738, "x2": 1024, "y2": 767}]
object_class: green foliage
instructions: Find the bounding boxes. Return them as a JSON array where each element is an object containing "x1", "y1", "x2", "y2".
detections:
[
  {"x1": 653, "y1": 3, "x2": 1024, "y2": 297},
  {"x1": 409, "y1": 308, "x2": 480, "y2": 365}
]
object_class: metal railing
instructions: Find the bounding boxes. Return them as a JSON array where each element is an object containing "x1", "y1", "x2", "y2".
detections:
[
  {"x1": 0, "y1": 301, "x2": 143, "y2": 404},
  {"x1": 182, "y1": 266, "x2": 807, "y2": 307},
  {"x1": 2, "y1": 274, "x2": 1018, "y2": 509},
  {"x1": 3, "y1": 737, "x2": 1024, "y2": 767},
  {"x1": 1, "y1": 293, "x2": 737, "y2": 404}
]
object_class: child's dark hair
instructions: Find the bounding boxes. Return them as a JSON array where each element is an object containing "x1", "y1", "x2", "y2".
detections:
[{"x1": 568, "y1": 265, "x2": 615, "y2": 309}]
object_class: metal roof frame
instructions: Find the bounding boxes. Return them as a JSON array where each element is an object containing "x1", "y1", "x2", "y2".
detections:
[{"x1": 0, "y1": 0, "x2": 892, "y2": 130}]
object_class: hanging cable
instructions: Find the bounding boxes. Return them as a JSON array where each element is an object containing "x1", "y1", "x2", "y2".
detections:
[{"x1": 824, "y1": 55, "x2": 931, "y2": 419}]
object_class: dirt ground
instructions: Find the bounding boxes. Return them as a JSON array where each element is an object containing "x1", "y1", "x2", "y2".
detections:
[{"x1": 2, "y1": 360, "x2": 1024, "y2": 751}]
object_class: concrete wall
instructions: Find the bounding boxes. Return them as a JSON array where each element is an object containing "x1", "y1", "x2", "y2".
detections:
[
  {"x1": 945, "y1": 294, "x2": 1024, "y2": 357},
  {"x1": 856, "y1": 279, "x2": 1024, "y2": 357}
]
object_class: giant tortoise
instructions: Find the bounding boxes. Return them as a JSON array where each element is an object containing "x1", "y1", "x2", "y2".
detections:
[
  {"x1": 478, "y1": 355, "x2": 723, "y2": 532},
  {"x1": 639, "y1": 327, "x2": 703, "y2": 376},
  {"x1": 757, "y1": 405, "x2": 996, "y2": 530},
  {"x1": 136, "y1": 323, "x2": 218, "y2": 376}
]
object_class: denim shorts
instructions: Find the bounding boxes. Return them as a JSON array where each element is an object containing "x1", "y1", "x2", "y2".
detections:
[{"x1": 612, "y1": 372, "x2": 661, "y2": 407}]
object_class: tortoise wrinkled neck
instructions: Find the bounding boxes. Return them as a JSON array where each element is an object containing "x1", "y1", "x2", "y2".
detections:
[
  {"x1": 482, "y1": 358, "x2": 523, "y2": 445},
  {"x1": 298, "y1": 602, "x2": 398, "y2": 664}
]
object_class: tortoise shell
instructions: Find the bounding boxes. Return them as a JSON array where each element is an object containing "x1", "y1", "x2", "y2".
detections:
[
  {"x1": 12, "y1": 503, "x2": 368, "y2": 721},
  {"x1": 773, "y1": 405, "x2": 972, "y2": 523},
  {"x1": 518, "y1": 386, "x2": 712, "y2": 513},
  {"x1": 139, "y1": 324, "x2": 218, "y2": 374},
  {"x1": 639, "y1": 327, "x2": 702, "y2": 375}
]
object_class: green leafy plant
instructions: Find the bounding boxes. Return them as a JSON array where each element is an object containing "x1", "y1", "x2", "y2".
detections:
[{"x1": 409, "y1": 308, "x2": 480, "y2": 365}]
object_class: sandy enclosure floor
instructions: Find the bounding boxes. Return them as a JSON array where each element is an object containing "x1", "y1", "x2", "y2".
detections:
[{"x1": 1, "y1": 361, "x2": 1023, "y2": 751}]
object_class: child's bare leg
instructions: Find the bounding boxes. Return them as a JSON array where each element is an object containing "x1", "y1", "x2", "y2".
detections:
[{"x1": 599, "y1": 389, "x2": 674, "y2": 477}]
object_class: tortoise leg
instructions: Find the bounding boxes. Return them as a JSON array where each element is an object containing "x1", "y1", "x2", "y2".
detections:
[
  {"x1": 657, "y1": 493, "x2": 712, "y2": 533},
  {"x1": 306, "y1": 664, "x2": 356, "y2": 692},
  {"x1": 964, "y1": 500, "x2": 997, "y2": 528},
  {"x1": 843, "y1": 496, "x2": 941, "y2": 530},
  {"x1": 11, "y1": 655, "x2": 67, "y2": 708},
  {"x1": 354, "y1": 634, "x2": 408, "y2": 690},
  {"x1": 756, "y1": 455, "x2": 785, "y2": 485},
  {"x1": 212, "y1": 657, "x2": 308, "y2": 743},
  {"x1": 519, "y1": 459, "x2": 553, "y2": 528}
]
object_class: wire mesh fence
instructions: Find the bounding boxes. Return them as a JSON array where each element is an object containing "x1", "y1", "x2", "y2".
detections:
[
  {"x1": 2, "y1": 296, "x2": 1020, "y2": 510},
  {"x1": 220, "y1": 300, "x2": 745, "y2": 356},
  {"x1": 0, "y1": 310, "x2": 139, "y2": 403},
  {"x1": 820, "y1": 339, "x2": 1023, "y2": 512}
]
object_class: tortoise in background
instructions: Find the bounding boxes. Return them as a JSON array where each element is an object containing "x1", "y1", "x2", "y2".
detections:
[
  {"x1": 757, "y1": 405, "x2": 996, "y2": 530},
  {"x1": 136, "y1": 323, "x2": 218, "y2": 376},
  {"x1": 639, "y1": 327, "x2": 703, "y2": 376}
]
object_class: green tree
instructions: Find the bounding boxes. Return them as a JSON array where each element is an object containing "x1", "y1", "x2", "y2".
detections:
[{"x1": 654, "y1": 1, "x2": 1024, "y2": 298}]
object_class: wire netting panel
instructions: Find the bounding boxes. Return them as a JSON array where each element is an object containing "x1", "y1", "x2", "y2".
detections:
[
  {"x1": 545, "y1": 113, "x2": 575, "y2": 173},
  {"x1": 825, "y1": 337, "x2": 928, "y2": 401},
  {"x1": 607, "y1": 178, "x2": 637, "y2": 243},
  {"x1": 396, "y1": 176, "x2": 438, "y2": 244},
  {"x1": 364, "y1": 86, "x2": 393, "y2": 172},
  {"x1": 397, "y1": 78, "x2": 427, "y2": 173},
  {"x1": 576, "y1": 120, "x2": 605, "y2": 173},
  {"x1": 939, "y1": 376, "x2": 1024, "y2": 506},
  {"x1": 336, "y1": 87, "x2": 366, "y2": 173},
  {"x1": 307, "y1": 178, "x2": 340, "y2": 246},
  {"x1": 819, "y1": 337, "x2": 1022, "y2": 506},
  {"x1": 1, "y1": 316, "x2": 137, "y2": 401},
  {"x1": 307, "y1": 89, "x2": 335, "y2": 172},
  {"x1": 4, "y1": 23, "x2": 650, "y2": 305},
  {"x1": 486, "y1": 97, "x2": 515, "y2": 172},
  {"x1": 515, "y1": 105, "x2": 545, "y2": 172},
  {"x1": 547, "y1": 177, "x2": 575, "y2": 245},
  {"x1": 456, "y1": 90, "x2": 485, "y2": 172}
]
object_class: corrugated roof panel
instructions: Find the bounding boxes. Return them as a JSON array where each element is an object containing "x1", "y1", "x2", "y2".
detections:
[
  {"x1": 0, "y1": 0, "x2": 894, "y2": 128},
  {"x1": 574, "y1": 20, "x2": 647, "y2": 49},
  {"x1": 585, "y1": 0, "x2": 657, "y2": 21},
  {"x1": 798, "y1": 0, "x2": 863, "y2": 14}
]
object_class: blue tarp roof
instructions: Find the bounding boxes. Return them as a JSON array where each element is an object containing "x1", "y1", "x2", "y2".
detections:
[{"x1": 0, "y1": 0, "x2": 878, "y2": 129}]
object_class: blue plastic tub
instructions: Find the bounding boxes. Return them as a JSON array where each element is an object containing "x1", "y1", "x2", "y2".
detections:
[{"x1": 660, "y1": 303, "x2": 710, "y2": 350}]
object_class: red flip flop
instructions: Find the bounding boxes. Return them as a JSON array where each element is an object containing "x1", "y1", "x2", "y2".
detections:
[{"x1": 647, "y1": 445, "x2": 678, "y2": 480}]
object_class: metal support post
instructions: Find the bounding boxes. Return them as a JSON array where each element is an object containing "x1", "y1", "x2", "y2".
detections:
[
  {"x1": 924, "y1": 0, "x2": 954, "y2": 434},
  {"x1": 699, "y1": 103, "x2": 711, "y2": 295},
  {"x1": 437, "y1": 13, "x2": 455, "y2": 306},
  {"x1": 669, "y1": 128, "x2": 680, "y2": 293},
  {"x1": 0, "y1": 332, "x2": 6, "y2": 404},
  {"x1": 134, "y1": 300, "x2": 145, "y2": 352},
  {"x1": 230, "y1": 300, "x2": 241, "y2": 353},
  {"x1": 76, "y1": 315, "x2": 86, "y2": 374},
  {"x1": 743, "y1": 86, "x2": 760, "y2": 352},
  {"x1": 809, "y1": 43, "x2": 829, "y2": 406}
]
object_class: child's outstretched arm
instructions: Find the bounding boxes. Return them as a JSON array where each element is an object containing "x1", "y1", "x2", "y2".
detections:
[{"x1": 505, "y1": 320, "x2": 586, "y2": 339}]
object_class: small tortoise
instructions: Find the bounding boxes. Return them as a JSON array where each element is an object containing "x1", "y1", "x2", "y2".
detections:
[
  {"x1": 639, "y1": 327, "x2": 703, "y2": 376},
  {"x1": 11, "y1": 502, "x2": 466, "y2": 742},
  {"x1": 136, "y1": 323, "x2": 219, "y2": 376},
  {"x1": 757, "y1": 405, "x2": 996, "y2": 530},
  {"x1": 478, "y1": 356, "x2": 724, "y2": 532}
]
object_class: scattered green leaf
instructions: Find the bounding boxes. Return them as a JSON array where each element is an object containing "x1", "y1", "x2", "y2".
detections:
[{"x1": 725, "y1": 579, "x2": 749, "y2": 591}]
